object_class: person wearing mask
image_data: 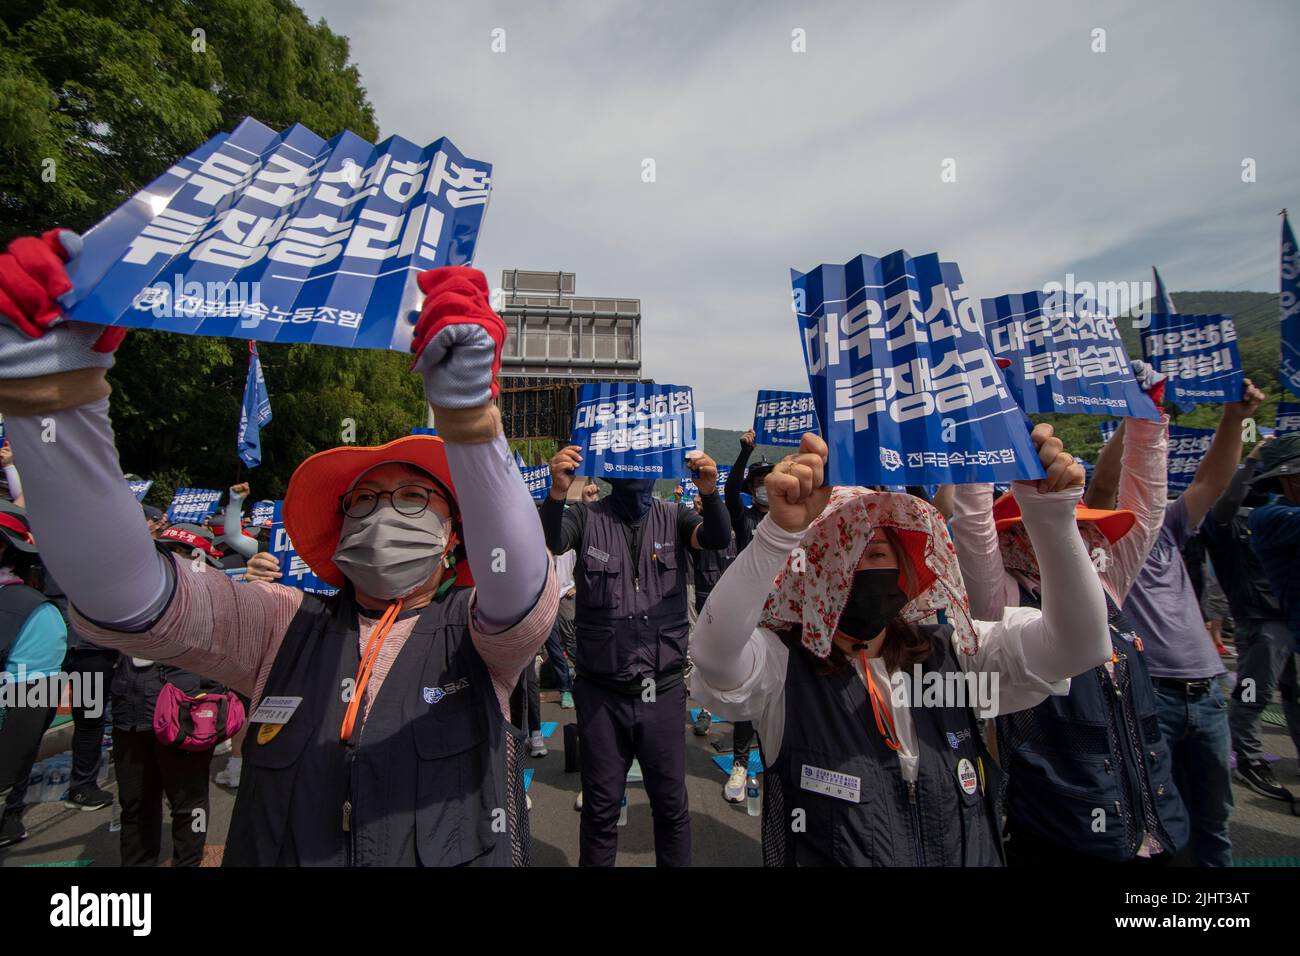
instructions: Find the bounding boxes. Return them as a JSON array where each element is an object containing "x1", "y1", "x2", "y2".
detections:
[
  {"x1": 951, "y1": 405, "x2": 1189, "y2": 866},
  {"x1": 1247, "y1": 434, "x2": 1300, "y2": 653},
  {"x1": 690, "y1": 429, "x2": 1110, "y2": 866},
  {"x1": 541, "y1": 443, "x2": 731, "y2": 866},
  {"x1": 1102, "y1": 379, "x2": 1265, "y2": 866},
  {"x1": 1199, "y1": 435, "x2": 1299, "y2": 802},
  {"x1": 0, "y1": 231, "x2": 558, "y2": 867},
  {"x1": 0, "y1": 503, "x2": 67, "y2": 848}
]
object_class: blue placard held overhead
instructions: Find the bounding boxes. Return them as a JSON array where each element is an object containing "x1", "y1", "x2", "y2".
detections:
[
  {"x1": 1280, "y1": 212, "x2": 1300, "y2": 398},
  {"x1": 980, "y1": 290, "x2": 1157, "y2": 419},
  {"x1": 1275, "y1": 402, "x2": 1300, "y2": 437},
  {"x1": 1141, "y1": 314, "x2": 1243, "y2": 407},
  {"x1": 753, "y1": 390, "x2": 819, "y2": 446},
  {"x1": 269, "y1": 501, "x2": 339, "y2": 596},
  {"x1": 570, "y1": 383, "x2": 697, "y2": 480},
  {"x1": 64, "y1": 117, "x2": 491, "y2": 352},
  {"x1": 1168, "y1": 426, "x2": 1215, "y2": 494},
  {"x1": 520, "y1": 465, "x2": 551, "y2": 501},
  {"x1": 127, "y1": 479, "x2": 154, "y2": 502},
  {"x1": 166, "y1": 487, "x2": 223, "y2": 524},
  {"x1": 791, "y1": 250, "x2": 1043, "y2": 486}
]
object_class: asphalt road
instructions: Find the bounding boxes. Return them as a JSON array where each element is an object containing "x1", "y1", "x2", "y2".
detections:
[{"x1": 4, "y1": 689, "x2": 1299, "y2": 868}]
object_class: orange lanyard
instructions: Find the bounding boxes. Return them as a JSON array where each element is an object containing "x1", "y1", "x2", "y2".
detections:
[
  {"x1": 339, "y1": 599, "x2": 404, "y2": 742},
  {"x1": 858, "y1": 651, "x2": 901, "y2": 752}
]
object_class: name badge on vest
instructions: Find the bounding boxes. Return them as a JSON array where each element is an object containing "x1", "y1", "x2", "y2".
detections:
[
  {"x1": 249, "y1": 695, "x2": 303, "y2": 744},
  {"x1": 586, "y1": 545, "x2": 610, "y2": 565},
  {"x1": 799, "y1": 764, "x2": 862, "y2": 803}
]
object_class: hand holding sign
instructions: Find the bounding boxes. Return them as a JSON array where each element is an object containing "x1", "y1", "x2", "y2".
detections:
[
  {"x1": 687, "y1": 450, "x2": 719, "y2": 495},
  {"x1": 549, "y1": 445, "x2": 583, "y2": 500},
  {"x1": 1223, "y1": 377, "x2": 1265, "y2": 421},
  {"x1": 741, "y1": 429, "x2": 756, "y2": 450},
  {"x1": 767, "y1": 432, "x2": 832, "y2": 534},
  {"x1": 1015, "y1": 423, "x2": 1084, "y2": 494}
]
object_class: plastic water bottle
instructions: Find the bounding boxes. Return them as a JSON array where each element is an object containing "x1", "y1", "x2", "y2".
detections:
[
  {"x1": 618, "y1": 794, "x2": 628, "y2": 826},
  {"x1": 746, "y1": 774, "x2": 760, "y2": 817}
]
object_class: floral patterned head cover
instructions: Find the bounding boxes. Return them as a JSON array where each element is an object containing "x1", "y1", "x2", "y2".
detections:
[{"x1": 759, "y1": 487, "x2": 978, "y2": 659}]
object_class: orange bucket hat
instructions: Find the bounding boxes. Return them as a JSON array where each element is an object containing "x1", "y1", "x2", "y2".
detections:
[
  {"x1": 283, "y1": 434, "x2": 473, "y2": 590},
  {"x1": 992, "y1": 489, "x2": 1135, "y2": 544}
]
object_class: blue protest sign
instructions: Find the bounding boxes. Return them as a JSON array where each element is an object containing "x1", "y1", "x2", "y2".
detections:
[
  {"x1": 269, "y1": 501, "x2": 339, "y2": 596},
  {"x1": 980, "y1": 290, "x2": 1157, "y2": 419},
  {"x1": 791, "y1": 250, "x2": 1043, "y2": 485},
  {"x1": 127, "y1": 479, "x2": 154, "y2": 502},
  {"x1": 570, "y1": 382, "x2": 697, "y2": 479},
  {"x1": 1281, "y1": 212, "x2": 1300, "y2": 398},
  {"x1": 1099, "y1": 419, "x2": 1119, "y2": 444},
  {"x1": 64, "y1": 117, "x2": 491, "y2": 352},
  {"x1": 249, "y1": 499, "x2": 275, "y2": 527},
  {"x1": 1275, "y1": 402, "x2": 1300, "y2": 437},
  {"x1": 410, "y1": 426, "x2": 438, "y2": 436},
  {"x1": 521, "y1": 465, "x2": 551, "y2": 501},
  {"x1": 1168, "y1": 426, "x2": 1215, "y2": 494},
  {"x1": 166, "y1": 487, "x2": 222, "y2": 524},
  {"x1": 683, "y1": 465, "x2": 730, "y2": 503},
  {"x1": 1141, "y1": 314, "x2": 1243, "y2": 407},
  {"x1": 753, "y1": 390, "x2": 819, "y2": 446}
]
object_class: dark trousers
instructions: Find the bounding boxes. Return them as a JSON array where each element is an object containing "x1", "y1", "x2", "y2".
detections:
[
  {"x1": 510, "y1": 661, "x2": 541, "y2": 736},
  {"x1": 1229, "y1": 618, "x2": 1300, "y2": 762},
  {"x1": 0, "y1": 682, "x2": 57, "y2": 810},
  {"x1": 112, "y1": 728, "x2": 212, "y2": 867},
  {"x1": 1005, "y1": 819, "x2": 1173, "y2": 867},
  {"x1": 575, "y1": 677, "x2": 690, "y2": 867},
  {"x1": 543, "y1": 596, "x2": 575, "y2": 694},
  {"x1": 732, "y1": 720, "x2": 756, "y2": 765},
  {"x1": 64, "y1": 647, "x2": 117, "y2": 790}
]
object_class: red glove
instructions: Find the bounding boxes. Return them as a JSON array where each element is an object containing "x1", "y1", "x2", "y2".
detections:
[
  {"x1": 411, "y1": 267, "x2": 505, "y2": 407},
  {"x1": 0, "y1": 229, "x2": 125, "y2": 354}
]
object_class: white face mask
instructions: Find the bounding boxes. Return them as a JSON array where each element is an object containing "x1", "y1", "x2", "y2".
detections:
[
  {"x1": 753, "y1": 486, "x2": 769, "y2": 507},
  {"x1": 333, "y1": 506, "x2": 450, "y2": 601}
]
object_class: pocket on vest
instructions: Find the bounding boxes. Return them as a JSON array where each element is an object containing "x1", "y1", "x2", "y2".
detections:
[
  {"x1": 413, "y1": 707, "x2": 495, "y2": 866},
  {"x1": 581, "y1": 555, "x2": 622, "y2": 612},
  {"x1": 652, "y1": 545, "x2": 680, "y2": 597}
]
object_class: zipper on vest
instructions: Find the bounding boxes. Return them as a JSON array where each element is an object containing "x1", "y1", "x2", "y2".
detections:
[
  {"x1": 1103, "y1": 663, "x2": 1142, "y2": 856},
  {"x1": 342, "y1": 799, "x2": 352, "y2": 833},
  {"x1": 906, "y1": 780, "x2": 925, "y2": 866}
]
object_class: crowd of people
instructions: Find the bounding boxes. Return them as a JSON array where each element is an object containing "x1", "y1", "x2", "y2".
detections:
[{"x1": 0, "y1": 227, "x2": 1297, "y2": 867}]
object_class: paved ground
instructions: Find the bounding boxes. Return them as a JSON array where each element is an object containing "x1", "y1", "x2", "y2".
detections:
[{"x1": 4, "y1": 691, "x2": 1298, "y2": 867}]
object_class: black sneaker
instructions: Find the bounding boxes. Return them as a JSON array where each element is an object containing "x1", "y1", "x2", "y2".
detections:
[
  {"x1": 692, "y1": 710, "x2": 712, "y2": 736},
  {"x1": 64, "y1": 785, "x2": 113, "y2": 811},
  {"x1": 0, "y1": 813, "x2": 27, "y2": 849},
  {"x1": 1236, "y1": 758, "x2": 1295, "y2": 802}
]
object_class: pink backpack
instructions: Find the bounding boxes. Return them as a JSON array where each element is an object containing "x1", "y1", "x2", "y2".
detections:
[{"x1": 153, "y1": 684, "x2": 246, "y2": 751}]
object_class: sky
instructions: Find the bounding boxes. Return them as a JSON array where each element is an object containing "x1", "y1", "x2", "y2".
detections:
[{"x1": 298, "y1": 0, "x2": 1300, "y2": 429}]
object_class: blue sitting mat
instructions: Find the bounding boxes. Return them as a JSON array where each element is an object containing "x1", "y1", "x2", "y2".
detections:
[
  {"x1": 712, "y1": 751, "x2": 764, "y2": 776},
  {"x1": 539, "y1": 721, "x2": 557, "y2": 739},
  {"x1": 523, "y1": 768, "x2": 534, "y2": 793}
]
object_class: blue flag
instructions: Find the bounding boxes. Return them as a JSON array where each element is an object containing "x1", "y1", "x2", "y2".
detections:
[
  {"x1": 126, "y1": 479, "x2": 154, "y2": 502},
  {"x1": 269, "y1": 501, "x2": 339, "y2": 596},
  {"x1": 1168, "y1": 426, "x2": 1215, "y2": 494},
  {"x1": 570, "y1": 382, "x2": 697, "y2": 480},
  {"x1": 166, "y1": 487, "x2": 223, "y2": 524},
  {"x1": 791, "y1": 250, "x2": 1043, "y2": 486},
  {"x1": 1099, "y1": 419, "x2": 1119, "y2": 444},
  {"x1": 514, "y1": 448, "x2": 526, "y2": 469},
  {"x1": 520, "y1": 465, "x2": 551, "y2": 501},
  {"x1": 1151, "y1": 266, "x2": 1177, "y2": 318},
  {"x1": 237, "y1": 342, "x2": 272, "y2": 468},
  {"x1": 1281, "y1": 212, "x2": 1300, "y2": 398},
  {"x1": 1276, "y1": 401, "x2": 1300, "y2": 437},
  {"x1": 980, "y1": 289, "x2": 1157, "y2": 419},
  {"x1": 1140, "y1": 313, "x2": 1242, "y2": 407},
  {"x1": 753, "y1": 390, "x2": 819, "y2": 446},
  {"x1": 63, "y1": 117, "x2": 491, "y2": 351}
]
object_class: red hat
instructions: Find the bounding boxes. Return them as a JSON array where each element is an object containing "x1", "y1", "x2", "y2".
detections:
[
  {"x1": 992, "y1": 490, "x2": 1135, "y2": 544},
  {"x1": 283, "y1": 435, "x2": 472, "y2": 590}
]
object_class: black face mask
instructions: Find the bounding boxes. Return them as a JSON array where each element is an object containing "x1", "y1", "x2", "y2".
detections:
[
  {"x1": 607, "y1": 479, "x2": 656, "y2": 523},
  {"x1": 836, "y1": 568, "x2": 909, "y2": 649}
]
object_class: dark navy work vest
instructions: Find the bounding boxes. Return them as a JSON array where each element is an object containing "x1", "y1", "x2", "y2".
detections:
[
  {"x1": 761, "y1": 626, "x2": 1005, "y2": 867},
  {"x1": 573, "y1": 498, "x2": 690, "y2": 685},
  {"x1": 999, "y1": 587, "x2": 1189, "y2": 861},
  {"x1": 692, "y1": 533, "x2": 737, "y2": 608},
  {"x1": 224, "y1": 588, "x2": 527, "y2": 867}
]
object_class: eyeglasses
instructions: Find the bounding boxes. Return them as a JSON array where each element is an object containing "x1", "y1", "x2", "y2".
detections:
[{"x1": 340, "y1": 484, "x2": 446, "y2": 519}]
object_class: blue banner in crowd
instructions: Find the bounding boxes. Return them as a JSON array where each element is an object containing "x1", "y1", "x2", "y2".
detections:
[
  {"x1": 64, "y1": 117, "x2": 491, "y2": 353},
  {"x1": 166, "y1": 487, "x2": 223, "y2": 523},
  {"x1": 753, "y1": 390, "x2": 819, "y2": 446},
  {"x1": 791, "y1": 250, "x2": 1043, "y2": 485},
  {"x1": 1168, "y1": 426, "x2": 1215, "y2": 494},
  {"x1": 682, "y1": 465, "x2": 730, "y2": 503},
  {"x1": 980, "y1": 290, "x2": 1157, "y2": 419},
  {"x1": 127, "y1": 479, "x2": 154, "y2": 501},
  {"x1": 1099, "y1": 419, "x2": 1119, "y2": 444},
  {"x1": 1141, "y1": 313, "x2": 1243, "y2": 407},
  {"x1": 237, "y1": 342, "x2": 273, "y2": 467},
  {"x1": 269, "y1": 500, "x2": 339, "y2": 596},
  {"x1": 1275, "y1": 402, "x2": 1300, "y2": 436},
  {"x1": 570, "y1": 382, "x2": 697, "y2": 479},
  {"x1": 520, "y1": 465, "x2": 551, "y2": 501},
  {"x1": 250, "y1": 499, "x2": 276, "y2": 527},
  {"x1": 1281, "y1": 213, "x2": 1300, "y2": 398},
  {"x1": 410, "y1": 426, "x2": 438, "y2": 436}
]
